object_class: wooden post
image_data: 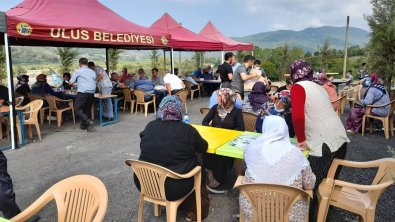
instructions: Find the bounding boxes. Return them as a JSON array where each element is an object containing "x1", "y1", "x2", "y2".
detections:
[{"x1": 342, "y1": 16, "x2": 350, "y2": 79}]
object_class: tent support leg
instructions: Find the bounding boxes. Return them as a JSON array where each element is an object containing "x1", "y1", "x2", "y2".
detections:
[
  {"x1": 163, "y1": 49, "x2": 166, "y2": 71},
  {"x1": 105, "y1": 48, "x2": 110, "y2": 72},
  {"x1": 221, "y1": 51, "x2": 224, "y2": 64},
  {"x1": 170, "y1": 48, "x2": 174, "y2": 74},
  {"x1": 4, "y1": 33, "x2": 17, "y2": 149},
  {"x1": 179, "y1": 51, "x2": 181, "y2": 75}
]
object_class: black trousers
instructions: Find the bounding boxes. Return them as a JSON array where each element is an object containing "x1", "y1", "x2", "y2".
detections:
[
  {"x1": 171, "y1": 89, "x2": 182, "y2": 95},
  {"x1": 75, "y1": 92, "x2": 94, "y2": 128},
  {"x1": 308, "y1": 143, "x2": 348, "y2": 221},
  {"x1": 0, "y1": 151, "x2": 21, "y2": 219},
  {"x1": 203, "y1": 153, "x2": 234, "y2": 185}
]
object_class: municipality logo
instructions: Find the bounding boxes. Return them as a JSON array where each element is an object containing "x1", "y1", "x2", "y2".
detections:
[
  {"x1": 16, "y1": 22, "x2": 32, "y2": 36},
  {"x1": 161, "y1": 36, "x2": 168, "y2": 46}
]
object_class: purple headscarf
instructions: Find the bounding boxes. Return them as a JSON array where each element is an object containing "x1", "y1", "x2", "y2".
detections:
[
  {"x1": 156, "y1": 96, "x2": 183, "y2": 121},
  {"x1": 290, "y1": 60, "x2": 315, "y2": 83},
  {"x1": 248, "y1": 81, "x2": 270, "y2": 112}
]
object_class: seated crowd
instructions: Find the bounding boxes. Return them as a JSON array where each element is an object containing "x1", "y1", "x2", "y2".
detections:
[
  {"x1": 2, "y1": 54, "x2": 392, "y2": 222},
  {"x1": 132, "y1": 58, "x2": 360, "y2": 221}
]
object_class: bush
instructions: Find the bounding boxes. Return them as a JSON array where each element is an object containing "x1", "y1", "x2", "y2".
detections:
[{"x1": 262, "y1": 61, "x2": 280, "y2": 81}]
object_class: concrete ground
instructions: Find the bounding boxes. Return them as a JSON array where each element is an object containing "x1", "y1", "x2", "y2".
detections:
[{"x1": 1, "y1": 97, "x2": 394, "y2": 221}]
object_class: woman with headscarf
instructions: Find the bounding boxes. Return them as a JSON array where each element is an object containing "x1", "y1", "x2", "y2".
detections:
[
  {"x1": 345, "y1": 73, "x2": 390, "y2": 133},
  {"x1": 202, "y1": 88, "x2": 245, "y2": 193},
  {"x1": 242, "y1": 81, "x2": 270, "y2": 115},
  {"x1": 15, "y1": 75, "x2": 31, "y2": 105},
  {"x1": 317, "y1": 72, "x2": 339, "y2": 111},
  {"x1": 255, "y1": 90, "x2": 295, "y2": 137},
  {"x1": 135, "y1": 96, "x2": 209, "y2": 221},
  {"x1": 241, "y1": 116, "x2": 316, "y2": 222},
  {"x1": 290, "y1": 60, "x2": 349, "y2": 220}
]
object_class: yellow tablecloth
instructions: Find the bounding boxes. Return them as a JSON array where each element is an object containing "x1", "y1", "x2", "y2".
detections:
[
  {"x1": 192, "y1": 124, "x2": 309, "y2": 158},
  {"x1": 191, "y1": 125, "x2": 242, "y2": 153}
]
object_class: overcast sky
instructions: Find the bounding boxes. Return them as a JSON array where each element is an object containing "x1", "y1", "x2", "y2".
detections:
[{"x1": 0, "y1": 0, "x2": 372, "y2": 37}]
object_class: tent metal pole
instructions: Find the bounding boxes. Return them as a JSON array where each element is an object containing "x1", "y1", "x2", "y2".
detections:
[
  {"x1": 179, "y1": 51, "x2": 181, "y2": 75},
  {"x1": 105, "y1": 48, "x2": 110, "y2": 72},
  {"x1": 4, "y1": 33, "x2": 16, "y2": 149},
  {"x1": 170, "y1": 48, "x2": 174, "y2": 74},
  {"x1": 251, "y1": 51, "x2": 254, "y2": 56},
  {"x1": 163, "y1": 49, "x2": 167, "y2": 72},
  {"x1": 221, "y1": 51, "x2": 224, "y2": 64}
]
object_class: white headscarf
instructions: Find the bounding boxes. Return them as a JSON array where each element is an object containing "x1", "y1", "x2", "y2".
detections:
[{"x1": 244, "y1": 116, "x2": 310, "y2": 185}]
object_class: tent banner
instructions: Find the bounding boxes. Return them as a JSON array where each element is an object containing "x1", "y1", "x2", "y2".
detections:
[{"x1": 7, "y1": 20, "x2": 170, "y2": 47}]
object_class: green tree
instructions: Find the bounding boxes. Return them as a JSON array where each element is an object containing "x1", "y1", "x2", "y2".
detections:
[
  {"x1": 56, "y1": 47, "x2": 78, "y2": 74},
  {"x1": 365, "y1": 0, "x2": 395, "y2": 90},
  {"x1": 0, "y1": 46, "x2": 6, "y2": 84},
  {"x1": 276, "y1": 43, "x2": 291, "y2": 75},
  {"x1": 304, "y1": 51, "x2": 312, "y2": 58},
  {"x1": 319, "y1": 38, "x2": 334, "y2": 70},
  {"x1": 236, "y1": 51, "x2": 248, "y2": 63},
  {"x1": 150, "y1": 49, "x2": 160, "y2": 69},
  {"x1": 192, "y1": 52, "x2": 205, "y2": 68},
  {"x1": 262, "y1": 61, "x2": 280, "y2": 81},
  {"x1": 108, "y1": 48, "x2": 122, "y2": 72}
]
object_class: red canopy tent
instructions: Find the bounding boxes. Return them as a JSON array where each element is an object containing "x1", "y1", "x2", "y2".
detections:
[
  {"x1": 199, "y1": 21, "x2": 253, "y2": 51},
  {"x1": 150, "y1": 13, "x2": 222, "y2": 51},
  {"x1": 6, "y1": 0, "x2": 171, "y2": 48},
  {"x1": 1, "y1": 0, "x2": 173, "y2": 149}
]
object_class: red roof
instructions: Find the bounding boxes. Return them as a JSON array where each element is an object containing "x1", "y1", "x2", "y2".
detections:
[
  {"x1": 199, "y1": 21, "x2": 253, "y2": 51},
  {"x1": 6, "y1": 0, "x2": 171, "y2": 48},
  {"x1": 150, "y1": 13, "x2": 223, "y2": 51}
]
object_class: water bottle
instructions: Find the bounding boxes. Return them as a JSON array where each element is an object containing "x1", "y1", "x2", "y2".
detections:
[{"x1": 182, "y1": 114, "x2": 190, "y2": 124}]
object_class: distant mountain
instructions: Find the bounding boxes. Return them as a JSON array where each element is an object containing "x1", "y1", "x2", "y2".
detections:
[{"x1": 233, "y1": 26, "x2": 370, "y2": 52}]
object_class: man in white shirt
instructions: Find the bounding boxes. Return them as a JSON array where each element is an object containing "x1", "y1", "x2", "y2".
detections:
[
  {"x1": 70, "y1": 58, "x2": 97, "y2": 131},
  {"x1": 163, "y1": 73, "x2": 185, "y2": 95}
]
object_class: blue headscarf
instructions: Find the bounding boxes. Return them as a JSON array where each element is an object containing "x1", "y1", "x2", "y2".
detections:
[{"x1": 156, "y1": 96, "x2": 183, "y2": 121}]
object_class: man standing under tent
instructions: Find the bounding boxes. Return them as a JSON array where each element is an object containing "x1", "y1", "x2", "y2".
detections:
[
  {"x1": 70, "y1": 58, "x2": 97, "y2": 131},
  {"x1": 219, "y1": 52, "x2": 235, "y2": 88},
  {"x1": 231, "y1": 55, "x2": 260, "y2": 99}
]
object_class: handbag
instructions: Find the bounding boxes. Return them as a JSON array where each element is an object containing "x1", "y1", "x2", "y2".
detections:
[{"x1": 184, "y1": 184, "x2": 210, "y2": 221}]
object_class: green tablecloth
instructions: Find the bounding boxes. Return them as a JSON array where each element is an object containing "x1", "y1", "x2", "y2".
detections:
[{"x1": 215, "y1": 132, "x2": 309, "y2": 159}]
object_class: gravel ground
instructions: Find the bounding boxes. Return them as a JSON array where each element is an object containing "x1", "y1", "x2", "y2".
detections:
[{"x1": 1, "y1": 97, "x2": 394, "y2": 221}]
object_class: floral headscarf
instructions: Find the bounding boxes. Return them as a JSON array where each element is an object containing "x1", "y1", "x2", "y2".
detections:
[
  {"x1": 217, "y1": 88, "x2": 237, "y2": 119},
  {"x1": 278, "y1": 90, "x2": 291, "y2": 106},
  {"x1": 290, "y1": 60, "x2": 315, "y2": 83},
  {"x1": 156, "y1": 96, "x2": 183, "y2": 121}
]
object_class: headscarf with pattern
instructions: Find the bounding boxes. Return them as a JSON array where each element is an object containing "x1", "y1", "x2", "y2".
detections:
[
  {"x1": 217, "y1": 88, "x2": 237, "y2": 119},
  {"x1": 290, "y1": 60, "x2": 315, "y2": 84},
  {"x1": 156, "y1": 95, "x2": 183, "y2": 121},
  {"x1": 366, "y1": 73, "x2": 386, "y2": 96}
]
